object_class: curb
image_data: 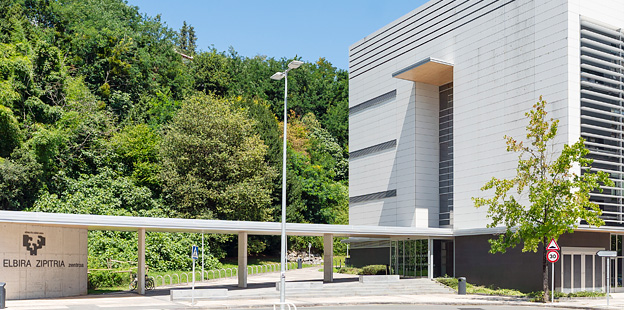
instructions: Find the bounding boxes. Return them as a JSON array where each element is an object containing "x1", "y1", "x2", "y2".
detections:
[{"x1": 181, "y1": 298, "x2": 617, "y2": 310}]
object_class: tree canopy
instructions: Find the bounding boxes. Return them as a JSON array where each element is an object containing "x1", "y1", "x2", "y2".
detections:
[
  {"x1": 473, "y1": 97, "x2": 612, "y2": 301},
  {"x1": 0, "y1": 0, "x2": 350, "y2": 269}
]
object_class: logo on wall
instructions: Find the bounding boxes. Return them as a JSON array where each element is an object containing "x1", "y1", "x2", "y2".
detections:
[{"x1": 23, "y1": 234, "x2": 46, "y2": 255}]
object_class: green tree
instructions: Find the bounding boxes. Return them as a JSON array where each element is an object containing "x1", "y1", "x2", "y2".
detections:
[
  {"x1": 160, "y1": 94, "x2": 276, "y2": 221},
  {"x1": 472, "y1": 97, "x2": 612, "y2": 302},
  {"x1": 0, "y1": 104, "x2": 22, "y2": 157}
]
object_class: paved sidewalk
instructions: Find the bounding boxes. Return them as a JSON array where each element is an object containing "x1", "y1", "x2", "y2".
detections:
[{"x1": 5, "y1": 267, "x2": 624, "y2": 309}]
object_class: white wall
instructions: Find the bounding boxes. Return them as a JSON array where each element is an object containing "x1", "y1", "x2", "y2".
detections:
[
  {"x1": 0, "y1": 223, "x2": 88, "y2": 299},
  {"x1": 349, "y1": 0, "x2": 588, "y2": 230}
]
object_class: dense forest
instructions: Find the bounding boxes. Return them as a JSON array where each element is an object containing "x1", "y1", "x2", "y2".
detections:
[{"x1": 0, "y1": 0, "x2": 349, "y2": 271}]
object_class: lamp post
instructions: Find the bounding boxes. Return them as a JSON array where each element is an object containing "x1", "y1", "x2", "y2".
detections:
[{"x1": 271, "y1": 60, "x2": 303, "y2": 308}]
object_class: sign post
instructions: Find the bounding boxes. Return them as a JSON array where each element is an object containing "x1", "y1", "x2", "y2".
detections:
[
  {"x1": 597, "y1": 250, "x2": 617, "y2": 307},
  {"x1": 546, "y1": 238, "x2": 560, "y2": 303},
  {"x1": 191, "y1": 245, "x2": 199, "y2": 305},
  {"x1": 546, "y1": 250, "x2": 559, "y2": 302}
]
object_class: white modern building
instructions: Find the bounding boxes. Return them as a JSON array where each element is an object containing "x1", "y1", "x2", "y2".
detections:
[{"x1": 348, "y1": 0, "x2": 624, "y2": 292}]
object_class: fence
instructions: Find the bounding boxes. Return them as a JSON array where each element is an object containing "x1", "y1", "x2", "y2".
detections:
[{"x1": 152, "y1": 261, "x2": 319, "y2": 287}]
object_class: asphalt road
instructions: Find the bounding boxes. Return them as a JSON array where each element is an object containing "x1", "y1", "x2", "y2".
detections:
[{"x1": 245, "y1": 305, "x2": 578, "y2": 310}]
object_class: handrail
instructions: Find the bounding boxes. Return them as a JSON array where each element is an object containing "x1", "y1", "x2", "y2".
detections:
[
  {"x1": 152, "y1": 260, "x2": 324, "y2": 288},
  {"x1": 155, "y1": 275, "x2": 164, "y2": 286},
  {"x1": 273, "y1": 302, "x2": 297, "y2": 310}
]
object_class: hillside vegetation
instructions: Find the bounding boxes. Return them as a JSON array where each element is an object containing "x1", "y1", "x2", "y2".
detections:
[{"x1": 0, "y1": 0, "x2": 349, "y2": 271}]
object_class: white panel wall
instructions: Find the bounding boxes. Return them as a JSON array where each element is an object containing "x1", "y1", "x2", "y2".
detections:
[
  {"x1": 453, "y1": 0, "x2": 572, "y2": 230},
  {"x1": 413, "y1": 83, "x2": 440, "y2": 228},
  {"x1": 349, "y1": 0, "x2": 624, "y2": 231}
]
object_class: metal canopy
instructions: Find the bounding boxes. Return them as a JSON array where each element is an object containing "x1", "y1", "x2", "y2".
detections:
[
  {"x1": 392, "y1": 57, "x2": 453, "y2": 86},
  {"x1": 0, "y1": 211, "x2": 453, "y2": 238}
]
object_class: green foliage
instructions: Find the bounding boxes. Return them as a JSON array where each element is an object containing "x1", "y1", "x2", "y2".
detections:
[
  {"x1": 191, "y1": 49, "x2": 231, "y2": 97},
  {"x1": 0, "y1": 104, "x2": 22, "y2": 157},
  {"x1": 31, "y1": 168, "x2": 163, "y2": 216},
  {"x1": 109, "y1": 123, "x2": 160, "y2": 189},
  {"x1": 435, "y1": 277, "x2": 525, "y2": 296},
  {"x1": 0, "y1": 0, "x2": 349, "y2": 273},
  {"x1": 177, "y1": 21, "x2": 196, "y2": 55},
  {"x1": 87, "y1": 270, "x2": 129, "y2": 290},
  {"x1": 473, "y1": 97, "x2": 612, "y2": 252},
  {"x1": 0, "y1": 147, "x2": 41, "y2": 210},
  {"x1": 472, "y1": 97, "x2": 613, "y2": 301},
  {"x1": 160, "y1": 94, "x2": 276, "y2": 221},
  {"x1": 336, "y1": 266, "x2": 361, "y2": 275},
  {"x1": 360, "y1": 265, "x2": 387, "y2": 275}
]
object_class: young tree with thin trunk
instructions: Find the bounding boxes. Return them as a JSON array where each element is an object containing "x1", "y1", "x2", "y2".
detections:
[{"x1": 472, "y1": 97, "x2": 612, "y2": 302}]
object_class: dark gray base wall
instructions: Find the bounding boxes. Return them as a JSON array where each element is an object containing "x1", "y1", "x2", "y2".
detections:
[
  {"x1": 349, "y1": 247, "x2": 389, "y2": 268},
  {"x1": 455, "y1": 232, "x2": 610, "y2": 292}
]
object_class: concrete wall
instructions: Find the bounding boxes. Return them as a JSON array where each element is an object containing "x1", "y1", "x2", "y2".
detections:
[
  {"x1": 0, "y1": 223, "x2": 88, "y2": 299},
  {"x1": 455, "y1": 232, "x2": 610, "y2": 292}
]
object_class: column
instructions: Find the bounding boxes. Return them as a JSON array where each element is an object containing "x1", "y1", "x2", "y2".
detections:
[
  {"x1": 238, "y1": 232, "x2": 248, "y2": 288},
  {"x1": 138, "y1": 228, "x2": 146, "y2": 295},
  {"x1": 324, "y1": 234, "x2": 333, "y2": 283},
  {"x1": 428, "y1": 238, "x2": 433, "y2": 280}
]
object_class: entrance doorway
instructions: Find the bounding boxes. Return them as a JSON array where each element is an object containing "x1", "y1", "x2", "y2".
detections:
[
  {"x1": 389, "y1": 239, "x2": 453, "y2": 278},
  {"x1": 390, "y1": 239, "x2": 427, "y2": 277}
]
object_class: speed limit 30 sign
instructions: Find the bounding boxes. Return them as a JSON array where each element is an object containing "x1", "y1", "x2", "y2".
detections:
[{"x1": 547, "y1": 250, "x2": 560, "y2": 263}]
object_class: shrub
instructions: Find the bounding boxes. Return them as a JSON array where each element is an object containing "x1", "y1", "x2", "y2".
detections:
[
  {"x1": 436, "y1": 276, "x2": 458, "y2": 289},
  {"x1": 360, "y1": 264, "x2": 387, "y2": 275},
  {"x1": 87, "y1": 271, "x2": 130, "y2": 290},
  {"x1": 337, "y1": 266, "x2": 360, "y2": 274}
]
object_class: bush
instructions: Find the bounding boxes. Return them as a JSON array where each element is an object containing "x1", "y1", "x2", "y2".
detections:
[
  {"x1": 336, "y1": 266, "x2": 360, "y2": 274},
  {"x1": 436, "y1": 277, "x2": 458, "y2": 289},
  {"x1": 87, "y1": 271, "x2": 130, "y2": 290},
  {"x1": 360, "y1": 264, "x2": 387, "y2": 275}
]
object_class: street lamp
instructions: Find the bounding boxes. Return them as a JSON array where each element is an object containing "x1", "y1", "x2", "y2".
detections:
[{"x1": 271, "y1": 59, "x2": 303, "y2": 308}]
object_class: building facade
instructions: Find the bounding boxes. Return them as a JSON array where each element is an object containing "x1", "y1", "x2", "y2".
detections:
[{"x1": 348, "y1": 0, "x2": 624, "y2": 292}]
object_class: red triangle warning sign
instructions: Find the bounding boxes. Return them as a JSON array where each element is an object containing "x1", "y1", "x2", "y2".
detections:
[{"x1": 547, "y1": 238, "x2": 560, "y2": 251}]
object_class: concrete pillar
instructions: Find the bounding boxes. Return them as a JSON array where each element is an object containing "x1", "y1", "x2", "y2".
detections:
[
  {"x1": 238, "y1": 232, "x2": 248, "y2": 288},
  {"x1": 428, "y1": 238, "x2": 433, "y2": 280},
  {"x1": 324, "y1": 234, "x2": 333, "y2": 283},
  {"x1": 138, "y1": 228, "x2": 146, "y2": 295}
]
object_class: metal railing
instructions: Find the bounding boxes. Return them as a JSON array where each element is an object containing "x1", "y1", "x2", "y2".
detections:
[
  {"x1": 152, "y1": 262, "x2": 316, "y2": 287},
  {"x1": 273, "y1": 302, "x2": 297, "y2": 310}
]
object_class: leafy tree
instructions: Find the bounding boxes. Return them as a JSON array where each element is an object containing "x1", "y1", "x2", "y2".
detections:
[
  {"x1": 472, "y1": 97, "x2": 612, "y2": 302},
  {"x1": 160, "y1": 94, "x2": 276, "y2": 221},
  {"x1": 177, "y1": 21, "x2": 196, "y2": 55},
  {"x1": 0, "y1": 104, "x2": 22, "y2": 157},
  {"x1": 0, "y1": 147, "x2": 42, "y2": 210},
  {"x1": 109, "y1": 123, "x2": 161, "y2": 190}
]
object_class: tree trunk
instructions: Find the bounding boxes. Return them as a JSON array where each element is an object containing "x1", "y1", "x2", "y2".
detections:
[{"x1": 542, "y1": 236, "x2": 549, "y2": 302}]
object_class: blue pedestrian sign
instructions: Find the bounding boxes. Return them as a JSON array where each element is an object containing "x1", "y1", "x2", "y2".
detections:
[{"x1": 191, "y1": 245, "x2": 199, "y2": 260}]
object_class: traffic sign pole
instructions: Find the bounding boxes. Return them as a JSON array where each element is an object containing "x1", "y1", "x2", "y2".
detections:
[
  {"x1": 551, "y1": 262, "x2": 554, "y2": 303},
  {"x1": 191, "y1": 245, "x2": 198, "y2": 305},
  {"x1": 607, "y1": 257, "x2": 610, "y2": 307},
  {"x1": 596, "y1": 250, "x2": 617, "y2": 307},
  {"x1": 546, "y1": 246, "x2": 560, "y2": 303}
]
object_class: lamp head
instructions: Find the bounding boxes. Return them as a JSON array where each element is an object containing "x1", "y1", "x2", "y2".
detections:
[
  {"x1": 271, "y1": 72, "x2": 286, "y2": 80},
  {"x1": 288, "y1": 60, "x2": 304, "y2": 69}
]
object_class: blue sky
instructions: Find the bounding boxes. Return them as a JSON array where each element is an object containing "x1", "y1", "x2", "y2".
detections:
[{"x1": 126, "y1": 0, "x2": 428, "y2": 70}]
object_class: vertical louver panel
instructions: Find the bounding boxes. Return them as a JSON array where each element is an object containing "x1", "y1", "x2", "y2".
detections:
[
  {"x1": 439, "y1": 83, "x2": 453, "y2": 227},
  {"x1": 580, "y1": 17, "x2": 624, "y2": 226}
]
